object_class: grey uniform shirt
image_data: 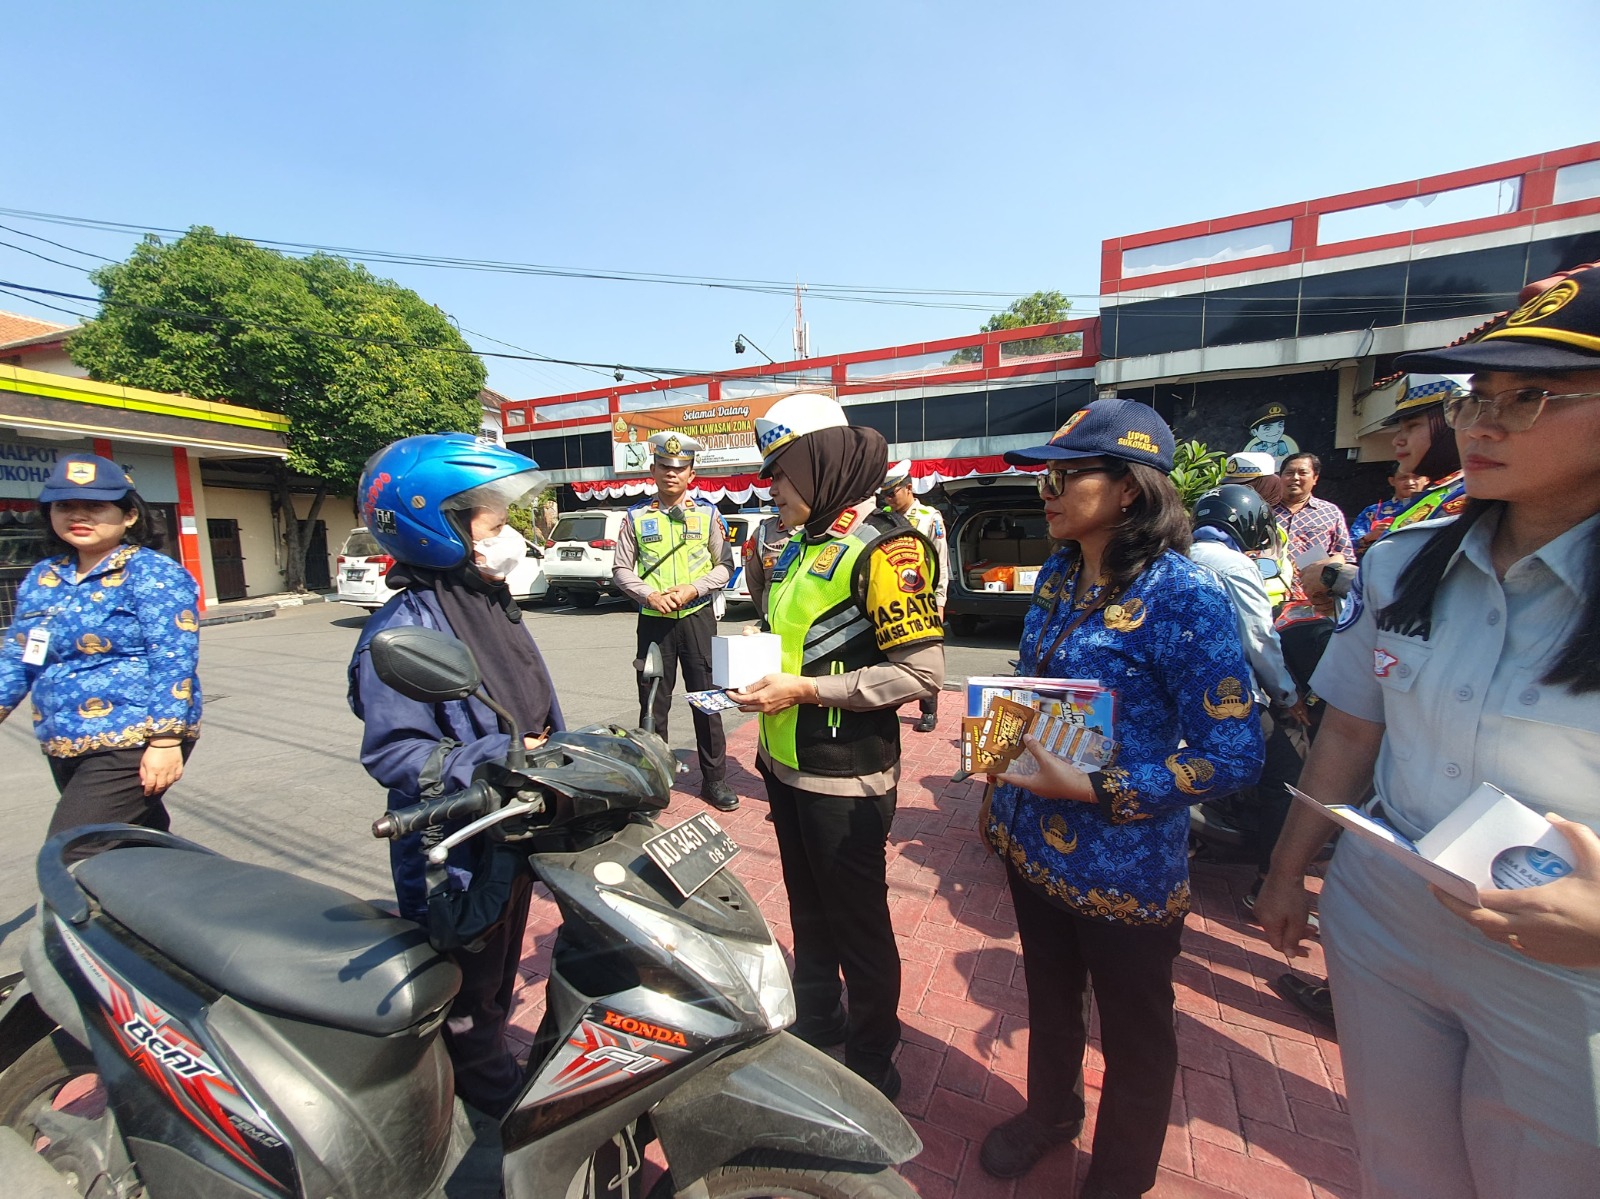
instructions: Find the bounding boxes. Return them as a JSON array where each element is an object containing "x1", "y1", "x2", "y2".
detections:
[
  {"x1": 611, "y1": 500, "x2": 733, "y2": 609},
  {"x1": 1189, "y1": 539, "x2": 1298, "y2": 709},
  {"x1": 904, "y1": 502, "x2": 951, "y2": 608},
  {"x1": 1312, "y1": 509, "x2": 1600, "y2": 841}
]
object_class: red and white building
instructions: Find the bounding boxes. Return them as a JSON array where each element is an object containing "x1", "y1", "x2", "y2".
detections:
[{"x1": 508, "y1": 141, "x2": 1600, "y2": 514}]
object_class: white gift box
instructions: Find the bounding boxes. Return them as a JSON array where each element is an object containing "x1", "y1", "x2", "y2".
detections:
[{"x1": 712, "y1": 632, "x2": 782, "y2": 690}]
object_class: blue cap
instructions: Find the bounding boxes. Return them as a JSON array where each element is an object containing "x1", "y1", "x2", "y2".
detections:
[
  {"x1": 37, "y1": 454, "x2": 135, "y2": 503},
  {"x1": 1003, "y1": 398, "x2": 1175, "y2": 472}
]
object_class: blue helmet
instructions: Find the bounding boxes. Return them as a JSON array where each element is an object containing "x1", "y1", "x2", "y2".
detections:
[{"x1": 358, "y1": 434, "x2": 548, "y2": 570}]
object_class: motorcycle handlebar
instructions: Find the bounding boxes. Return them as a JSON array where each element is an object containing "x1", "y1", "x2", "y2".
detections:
[{"x1": 371, "y1": 780, "x2": 495, "y2": 840}]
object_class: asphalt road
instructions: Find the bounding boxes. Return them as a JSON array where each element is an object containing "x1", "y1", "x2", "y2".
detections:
[{"x1": 0, "y1": 596, "x2": 1021, "y2": 975}]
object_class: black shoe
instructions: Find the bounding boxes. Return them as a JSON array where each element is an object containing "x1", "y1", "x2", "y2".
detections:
[
  {"x1": 912, "y1": 712, "x2": 938, "y2": 733},
  {"x1": 1272, "y1": 973, "x2": 1336, "y2": 1031},
  {"x1": 857, "y1": 1061, "x2": 901, "y2": 1102},
  {"x1": 979, "y1": 1111, "x2": 1081, "y2": 1179},
  {"x1": 701, "y1": 780, "x2": 739, "y2": 812},
  {"x1": 791, "y1": 1006, "x2": 848, "y2": 1048}
]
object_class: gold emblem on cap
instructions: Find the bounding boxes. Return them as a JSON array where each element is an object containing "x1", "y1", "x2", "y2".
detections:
[
  {"x1": 1505, "y1": 278, "x2": 1579, "y2": 328},
  {"x1": 664, "y1": 434, "x2": 682, "y2": 456},
  {"x1": 1052, "y1": 409, "x2": 1090, "y2": 441},
  {"x1": 65, "y1": 461, "x2": 97, "y2": 485}
]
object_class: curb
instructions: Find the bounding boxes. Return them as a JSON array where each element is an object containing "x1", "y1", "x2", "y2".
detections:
[{"x1": 198, "y1": 592, "x2": 333, "y2": 628}]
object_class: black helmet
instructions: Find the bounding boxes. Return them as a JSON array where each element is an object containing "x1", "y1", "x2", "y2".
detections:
[{"x1": 1193, "y1": 484, "x2": 1273, "y2": 553}]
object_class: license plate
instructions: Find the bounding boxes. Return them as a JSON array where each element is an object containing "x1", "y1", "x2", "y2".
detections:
[
  {"x1": 344, "y1": 568, "x2": 364, "y2": 581},
  {"x1": 642, "y1": 812, "x2": 740, "y2": 898},
  {"x1": 560, "y1": 547, "x2": 584, "y2": 561}
]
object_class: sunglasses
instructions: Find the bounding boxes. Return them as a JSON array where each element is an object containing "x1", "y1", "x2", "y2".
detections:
[{"x1": 1036, "y1": 465, "x2": 1120, "y2": 499}]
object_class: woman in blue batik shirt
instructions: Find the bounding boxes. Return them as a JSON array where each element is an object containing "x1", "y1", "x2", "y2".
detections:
[
  {"x1": 0, "y1": 454, "x2": 201, "y2": 854},
  {"x1": 977, "y1": 400, "x2": 1263, "y2": 1199}
]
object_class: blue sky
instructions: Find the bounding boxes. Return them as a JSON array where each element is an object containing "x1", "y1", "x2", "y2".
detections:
[{"x1": 5, "y1": 1, "x2": 1599, "y2": 401}]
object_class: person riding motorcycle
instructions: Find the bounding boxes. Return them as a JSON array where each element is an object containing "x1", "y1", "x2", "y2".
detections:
[{"x1": 347, "y1": 432, "x2": 564, "y2": 1117}]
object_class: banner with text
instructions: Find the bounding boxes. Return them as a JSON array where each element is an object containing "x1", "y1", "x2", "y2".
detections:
[{"x1": 611, "y1": 389, "x2": 834, "y2": 475}]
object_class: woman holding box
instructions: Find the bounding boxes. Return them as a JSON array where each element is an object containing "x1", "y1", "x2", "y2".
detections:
[
  {"x1": 979, "y1": 398, "x2": 1263, "y2": 1198},
  {"x1": 729, "y1": 391, "x2": 944, "y2": 1101},
  {"x1": 1257, "y1": 263, "x2": 1600, "y2": 1199}
]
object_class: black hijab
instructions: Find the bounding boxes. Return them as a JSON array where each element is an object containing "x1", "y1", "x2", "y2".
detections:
[
  {"x1": 388, "y1": 562, "x2": 563, "y2": 737},
  {"x1": 1414, "y1": 406, "x2": 1461, "y2": 480},
  {"x1": 772, "y1": 425, "x2": 889, "y2": 538}
]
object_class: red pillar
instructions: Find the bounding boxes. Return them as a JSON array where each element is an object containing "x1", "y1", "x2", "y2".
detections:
[
  {"x1": 170, "y1": 446, "x2": 207, "y2": 613},
  {"x1": 92, "y1": 438, "x2": 114, "y2": 459}
]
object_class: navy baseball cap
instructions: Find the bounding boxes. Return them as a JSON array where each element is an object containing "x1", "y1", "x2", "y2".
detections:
[
  {"x1": 1003, "y1": 398, "x2": 1176, "y2": 472},
  {"x1": 37, "y1": 454, "x2": 135, "y2": 503},
  {"x1": 1397, "y1": 261, "x2": 1600, "y2": 374}
]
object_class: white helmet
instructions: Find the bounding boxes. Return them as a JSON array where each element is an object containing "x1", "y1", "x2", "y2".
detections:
[
  {"x1": 1223, "y1": 451, "x2": 1277, "y2": 480},
  {"x1": 754, "y1": 391, "x2": 849, "y2": 476},
  {"x1": 883, "y1": 458, "x2": 913, "y2": 490}
]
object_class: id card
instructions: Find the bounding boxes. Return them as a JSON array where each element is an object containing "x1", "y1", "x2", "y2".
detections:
[
  {"x1": 22, "y1": 628, "x2": 49, "y2": 666},
  {"x1": 685, "y1": 688, "x2": 739, "y2": 714}
]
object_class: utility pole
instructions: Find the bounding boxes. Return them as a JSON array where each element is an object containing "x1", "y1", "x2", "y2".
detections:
[{"x1": 792, "y1": 283, "x2": 810, "y2": 360}]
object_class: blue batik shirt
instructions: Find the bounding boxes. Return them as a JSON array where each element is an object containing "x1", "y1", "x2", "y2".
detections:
[
  {"x1": 985, "y1": 548, "x2": 1264, "y2": 925},
  {"x1": 0, "y1": 545, "x2": 202, "y2": 758}
]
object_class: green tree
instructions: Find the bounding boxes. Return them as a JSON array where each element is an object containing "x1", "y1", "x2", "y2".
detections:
[
  {"x1": 948, "y1": 289, "x2": 1081, "y2": 364},
  {"x1": 68, "y1": 228, "x2": 486, "y2": 591}
]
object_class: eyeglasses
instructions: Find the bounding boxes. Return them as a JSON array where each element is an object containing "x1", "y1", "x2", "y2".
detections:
[
  {"x1": 1037, "y1": 465, "x2": 1118, "y2": 499},
  {"x1": 1442, "y1": 387, "x2": 1600, "y2": 432}
]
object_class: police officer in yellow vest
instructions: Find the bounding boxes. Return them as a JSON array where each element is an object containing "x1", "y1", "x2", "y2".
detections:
[
  {"x1": 730, "y1": 393, "x2": 945, "y2": 1100},
  {"x1": 611, "y1": 431, "x2": 739, "y2": 812}
]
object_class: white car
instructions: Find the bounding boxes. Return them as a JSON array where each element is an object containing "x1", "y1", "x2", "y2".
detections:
[
  {"x1": 540, "y1": 510, "x2": 629, "y2": 607},
  {"x1": 335, "y1": 526, "x2": 549, "y2": 609}
]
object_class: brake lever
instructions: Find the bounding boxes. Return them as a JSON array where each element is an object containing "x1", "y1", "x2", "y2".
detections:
[{"x1": 425, "y1": 792, "x2": 546, "y2": 865}]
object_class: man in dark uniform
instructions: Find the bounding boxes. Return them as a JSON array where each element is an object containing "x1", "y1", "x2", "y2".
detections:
[{"x1": 611, "y1": 431, "x2": 739, "y2": 811}]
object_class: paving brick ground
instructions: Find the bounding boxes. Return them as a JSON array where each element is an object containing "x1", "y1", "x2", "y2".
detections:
[{"x1": 507, "y1": 693, "x2": 1353, "y2": 1198}]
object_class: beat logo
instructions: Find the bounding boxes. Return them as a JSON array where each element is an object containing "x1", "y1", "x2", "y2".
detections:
[{"x1": 120, "y1": 1014, "x2": 214, "y2": 1079}]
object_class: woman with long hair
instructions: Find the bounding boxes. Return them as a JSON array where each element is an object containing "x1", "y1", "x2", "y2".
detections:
[
  {"x1": 730, "y1": 392, "x2": 944, "y2": 1101},
  {"x1": 0, "y1": 453, "x2": 200, "y2": 854},
  {"x1": 1257, "y1": 262, "x2": 1600, "y2": 1197},
  {"x1": 348, "y1": 433, "x2": 563, "y2": 1117},
  {"x1": 976, "y1": 399, "x2": 1263, "y2": 1197}
]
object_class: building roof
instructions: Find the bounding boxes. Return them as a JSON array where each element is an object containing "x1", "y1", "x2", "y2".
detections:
[{"x1": 0, "y1": 311, "x2": 74, "y2": 350}]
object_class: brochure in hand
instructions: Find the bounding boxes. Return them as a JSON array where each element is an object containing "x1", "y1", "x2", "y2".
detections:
[
  {"x1": 1288, "y1": 782, "x2": 1577, "y2": 906},
  {"x1": 960, "y1": 676, "x2": 1116, "y2": 778},
  {"x1": 685, "y1": 688, "x2": 740, "y2": 715}
]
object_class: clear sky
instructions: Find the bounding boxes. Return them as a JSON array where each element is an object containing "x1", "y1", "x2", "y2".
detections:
[{"x1": 5, "y1": 1, "x2": 1599, "y2": 401}]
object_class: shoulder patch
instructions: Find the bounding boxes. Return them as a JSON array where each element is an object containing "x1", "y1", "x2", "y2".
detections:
[{"x1": 1334, "y1": 569, "x2": 1364, "y2": 632}]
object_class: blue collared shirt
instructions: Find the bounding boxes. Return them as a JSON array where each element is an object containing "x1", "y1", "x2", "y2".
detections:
[
  {"x1": 0, "y1": 545, "x2": 202, "y2": 757},
  {"x1": 986, "y1": 548, "x2": 1264, "y2": 925}
]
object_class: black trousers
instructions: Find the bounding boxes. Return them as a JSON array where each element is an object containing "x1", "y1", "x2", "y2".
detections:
[
  {"x1": 636, "y1": 604, "x2": 724, "y2": 783},
  {"x1": 760, "y1": 762, "x2": 901, "y2": 1076},
  {"x1": 442, "y1": 870, "x2": 534, "y2": 1117},
  {"x1": 1007, "y1": 867, "x2": 1184, "y2": 1197},
  {"x1": 1254, "y1": 711, "x2": 1305, "y2": 874},
  {"x1": 47, "y1": 745, "x2": 193, "y2": 862}
]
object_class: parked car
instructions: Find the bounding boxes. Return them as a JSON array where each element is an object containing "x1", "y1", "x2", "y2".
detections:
[
  {"x1": 939, "y1": 476, "x2": 1052, "y2": 634},
  {"x1": 335, "y1": 525, "x2": 549, "y2": 610},
  {"x1": 540, "y1": 509, "x2": 629, "y2": 607}
]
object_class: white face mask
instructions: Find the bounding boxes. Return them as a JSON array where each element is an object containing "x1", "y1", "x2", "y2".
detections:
[{"x1": 473, "y1": 525, "x2": 527, "y2": 580}]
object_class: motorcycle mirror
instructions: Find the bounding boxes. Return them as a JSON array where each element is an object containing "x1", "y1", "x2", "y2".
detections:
[
  {"x1": 642, "y1": 644, "x2": 664, "y2": 681},
  {"x1": 640, "y1": 644, "x2": 665, "y2": 735},
  {"x1": 1257, "y1": 557, "x2": 1282, "y2": 581},
  {"x1": 370, "y1": 627, "x2": 483, "y2": 702}
]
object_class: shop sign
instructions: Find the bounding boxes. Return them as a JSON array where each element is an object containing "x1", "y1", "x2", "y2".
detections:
[{"x1": 0, "y1": 441, "x2": 69, "y2": 498}]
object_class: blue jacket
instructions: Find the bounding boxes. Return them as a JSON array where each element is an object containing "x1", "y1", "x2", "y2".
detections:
[
  {"x1": 0, "y1": 545, "x2": 201, "y2": 757},
  {"x1": 986, "y1": 548, "x2": 1264, "y2": 925},
  {"x1": 348, "y1": 587, "x2": 564, "y2": 919}
]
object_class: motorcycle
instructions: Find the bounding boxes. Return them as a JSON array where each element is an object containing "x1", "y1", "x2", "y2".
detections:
[{"x1": 0, "y1": 627, "x2": 920, "y2": 1198}]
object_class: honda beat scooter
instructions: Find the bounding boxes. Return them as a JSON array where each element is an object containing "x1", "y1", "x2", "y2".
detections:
[{"x1": 0, "y1": 627, "x2": 919, "y2": 1198}]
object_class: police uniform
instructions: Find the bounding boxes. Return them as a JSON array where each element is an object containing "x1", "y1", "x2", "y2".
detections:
[
  {"x1": 752, "y1": 392, "x2": 945, "y2": 1096},
  {"x1": 742, "y1": 514, "x2": 789, "y2": 618},
  {"x1": 610, "y1": 432, "x2": 736, "y2": 809},
  {"x1": 881, "y1": 459, "x2": 949, "y2": 730}
]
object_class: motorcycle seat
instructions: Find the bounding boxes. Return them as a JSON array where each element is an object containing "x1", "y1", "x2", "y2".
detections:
[{"x1": 73, "y1": 847, "x2": 461, "y2": 1037}]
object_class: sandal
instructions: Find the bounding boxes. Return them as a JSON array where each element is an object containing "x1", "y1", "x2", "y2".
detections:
[{"x1": 1271, "y1": 973, "x2": 1336, "y2": 1031}]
